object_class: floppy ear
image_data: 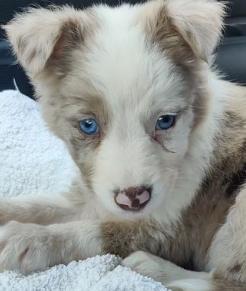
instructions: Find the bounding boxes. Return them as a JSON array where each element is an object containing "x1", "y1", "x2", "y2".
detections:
[
  {"x1": 3, "y1": 6, "x2": 92, "y2": 76},
  {"x1": 144, "y1": 0, "x2": 226, "y2": 64},
  {"x1": 166, "y1": 0, "x2": 226, "y2": 61}
]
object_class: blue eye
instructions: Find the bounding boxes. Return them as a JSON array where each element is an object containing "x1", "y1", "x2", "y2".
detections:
[
  {"x1": 79, "y1": 118, "x2": 99, "y2": 135},
  {"x1": 155, "y1": 114, "x2": 176, "y2": 130}
]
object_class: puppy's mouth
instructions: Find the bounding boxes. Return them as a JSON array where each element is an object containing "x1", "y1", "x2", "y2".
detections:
[{"x1": 114, "y1": 187, "x2": 152, "y2": 211}]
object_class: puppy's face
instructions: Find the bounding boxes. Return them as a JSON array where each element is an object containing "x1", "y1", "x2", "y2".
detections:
[
  {"x1": 53, "y1": 41, "x2": 193, "y2": 218},
  {"x1": 4, "y1": 0, "x2": 224, "y2": 219}
]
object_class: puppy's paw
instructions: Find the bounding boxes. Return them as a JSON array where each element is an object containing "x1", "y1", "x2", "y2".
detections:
[
  {"x1": 122, "y1": 251, "x2": 211, "y2": 291},
  {"x1": 122, "y1": 251, "x2": 168, "y2": 282},
  {"x1": 0, "y1": 221, "x2": 56, "y2": 274}
]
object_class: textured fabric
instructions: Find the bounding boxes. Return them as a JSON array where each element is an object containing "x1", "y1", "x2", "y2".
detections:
[
  {"x1": 0, "y1": 255, "x2": 169, "y2": 291},
  {"x1": 0, "y1": 90, "x2": 77, "y2": 197}
]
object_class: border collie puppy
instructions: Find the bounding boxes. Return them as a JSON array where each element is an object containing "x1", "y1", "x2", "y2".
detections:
[{"x1": 2, "y1": 0, "x2": 246, "y2": 290}]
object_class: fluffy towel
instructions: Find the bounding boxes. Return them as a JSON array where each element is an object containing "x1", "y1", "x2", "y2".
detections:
[{"x1": 0, "y1": 90, "x2": 169, "y2": 291}]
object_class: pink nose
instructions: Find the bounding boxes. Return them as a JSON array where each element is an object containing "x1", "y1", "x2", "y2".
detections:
[{"x1": 114, "y1": 186, "x2": 152, "y2": 211}]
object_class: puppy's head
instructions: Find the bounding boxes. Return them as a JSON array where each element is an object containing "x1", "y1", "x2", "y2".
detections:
[{"x1": 4, "y1": 0, "x2": 225, "y2": 219}]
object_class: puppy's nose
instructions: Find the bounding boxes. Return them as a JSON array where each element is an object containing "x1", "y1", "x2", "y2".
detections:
[{"x1": 114, "y1": 186, "x2": 152, "y2": 211}]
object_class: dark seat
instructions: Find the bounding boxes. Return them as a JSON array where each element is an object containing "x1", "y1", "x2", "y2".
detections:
[
  {"x1": 0, "y1": 0, "x2": 246, "y2": 98},
  {"x1": 216, "y1": 36, "x2": 246, "y2": 84}
]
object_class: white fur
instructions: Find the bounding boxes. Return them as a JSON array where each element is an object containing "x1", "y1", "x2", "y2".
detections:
[{"x1": 123, "y1": 251, "x2": 212, "y2": 290}]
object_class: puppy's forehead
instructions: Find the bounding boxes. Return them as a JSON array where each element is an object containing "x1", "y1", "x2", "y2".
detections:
[{"x1": 64, "y1": 5, "x2": 187, "y2": 114}]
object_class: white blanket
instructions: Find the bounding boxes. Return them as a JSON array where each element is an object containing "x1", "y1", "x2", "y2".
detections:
[{"x1": 0, "y1": 90, "x2": 169, "y2": 291}]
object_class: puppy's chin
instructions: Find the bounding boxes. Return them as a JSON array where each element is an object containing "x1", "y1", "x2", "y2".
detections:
[{"x1": 102, "y1": 201, "x2": 155, "y2": 220}]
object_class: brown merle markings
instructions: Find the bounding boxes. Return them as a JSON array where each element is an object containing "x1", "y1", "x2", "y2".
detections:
[
  {"x1": 19, "y1": 247, "x2": 29, "y2": 263},
  {"x1": 214, "y1": 111, "x2": 246, "y2": 197},
  {"x1": 46, "y1": 19, "x2": 86, "y2": 75},
  {"x1": 146, "y1": 6, "x2": 197, "y2": 70},
  {"x1": 101, "y1": 220, "x2": 173, "y2": 259},
  {"x1": 46, "y1": 9, "x2": 98, "y2": 76},
  {"x1": 223, "y1": 163, "x2": 246, "y2": 197},
  {"x1": 65, "y1": 95, "x2": 110, "y2": 190},
  {"x1": 224, "y1": 111, "x2": 246, "y2": 129},
  {"x1": 229, "y1": 264, "x2": 243, "y2": 274},
  {"x1": 212, "y1": 274, "x2": 246, "y2": 291},
  {"x1": 172, "y1": 108, "x2": 246, "y2": 272}
]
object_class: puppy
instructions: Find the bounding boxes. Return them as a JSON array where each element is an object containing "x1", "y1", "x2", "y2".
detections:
[{"x1": 2, "y1": 0, "x2": 246, "y2": 290}]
